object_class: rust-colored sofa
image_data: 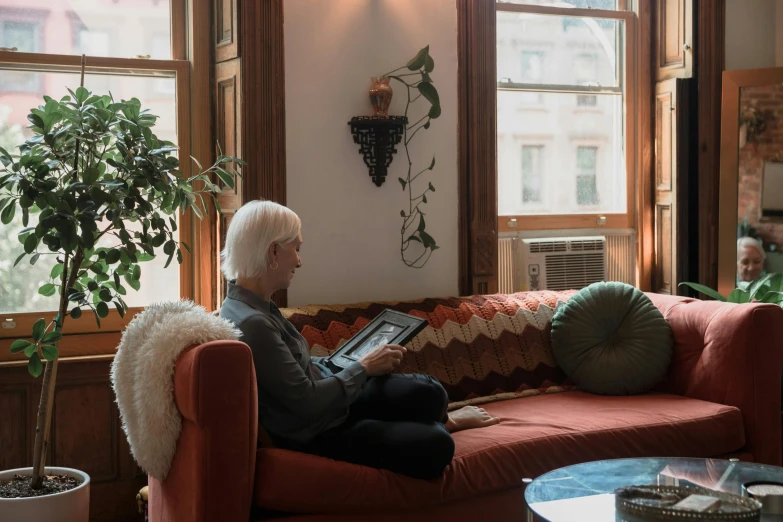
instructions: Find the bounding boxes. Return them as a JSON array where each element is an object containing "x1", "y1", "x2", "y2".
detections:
[{"x1": 147, "y1": 293, "x2": 783, "y2": 522}]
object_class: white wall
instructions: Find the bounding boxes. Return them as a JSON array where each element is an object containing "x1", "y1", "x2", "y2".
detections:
[
  {"x1": 725, "y1": 0, "x2": 778, "y2": 70},
  {"x1": 284, "y1": 0, "x2": 459, "y2": 306}
]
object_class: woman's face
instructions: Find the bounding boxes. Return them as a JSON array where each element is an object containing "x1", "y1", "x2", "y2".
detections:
[
  {"x1": 737, "y1": 246, "x2": 764, "y2": 282},
  {"x1": 269, "y1": 233, "x2": 302, "y2": 290}
]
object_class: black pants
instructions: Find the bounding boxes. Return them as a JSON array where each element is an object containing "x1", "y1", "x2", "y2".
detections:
[{"x1": 301, "y1": 374, "x2": 455, "y2": 480}]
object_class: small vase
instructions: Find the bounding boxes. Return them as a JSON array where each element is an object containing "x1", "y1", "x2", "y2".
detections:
[{"x1": 369, "y1": 76, "x2": 393, "y2": 117}]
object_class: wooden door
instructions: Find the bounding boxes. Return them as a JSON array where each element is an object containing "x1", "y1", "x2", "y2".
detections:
[
  {"x1": 653, "y1": 78, "x2": 689, "y2": 294},
  {"x1": 655, "y1": 0, "x2": 693, "y2": 80}
]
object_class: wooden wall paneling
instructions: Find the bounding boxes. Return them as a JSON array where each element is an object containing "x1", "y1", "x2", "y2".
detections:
[
  {"x1": 458, "y1": 0, "x2": 498, "y2": 296},
  {"x1": 214, "y1": 0, "x2": 239, "y2": 63},
  {"x1": 0, "y1": 357, "x2": 146, "y2": 522},
  {"x1": 656, "y1": 0, "x2": 693, "y2": 80},
  {"x1": 215, "y1": 58, "x2": 242, "y2": 304},
  {"x1": 695, "y1": 0, "x2": 725, "y2": 291},
  {"x1": 0, "y1": 387, "x2": 29, "y2": 470},
  {"x1": 239, "y1": 0, "x2": 287, "y2": 306}
]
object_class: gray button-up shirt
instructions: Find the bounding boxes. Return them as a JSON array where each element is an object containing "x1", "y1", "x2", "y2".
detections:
[{"x1": 219, "y1": 282, "x2": 367, "y2": 443}]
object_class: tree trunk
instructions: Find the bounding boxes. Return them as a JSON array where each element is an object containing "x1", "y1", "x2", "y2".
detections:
[{"x1": 30, "y1": 248, "x2": 83, "y2": 488}]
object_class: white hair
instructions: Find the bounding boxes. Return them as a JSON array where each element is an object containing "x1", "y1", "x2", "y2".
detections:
[
  {"x1": 220, "y1": 200, "x2": 301, "y2": 280},
  {"x1": 737, "y1": 236, "x2": 766, "y2": 260}
]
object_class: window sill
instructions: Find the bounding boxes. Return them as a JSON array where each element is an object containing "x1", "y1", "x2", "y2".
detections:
[{"x1": 499, "y1": 213, "x2": 631, "y2": 231}]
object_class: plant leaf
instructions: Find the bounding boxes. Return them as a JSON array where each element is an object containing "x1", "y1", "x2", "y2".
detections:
[
  {"x1": 424, "y1": 54, "x2": 434, "y2": 73},
  {"x1": 32, "y1": 318, "x2": 46, "y2": 342},
  {"x1": 38, "y1": 283, "x2": 56, "y2": 297},
  {"x1": 417, "y1": 82, "x2": 440, "y2": 109},
  {"x1": 417, "y1": 214, "x2": 426, "y2": 232},
  {"x1": 398, "y1": 177, "x2": 407, "y2": 190},
  {"x1": 70, "y1": 307, "x2": 82, "y2": 319},
  {"x1": 41, "y1": 345, "x2": 58, "y2": 361},
  {"x1": 41, "y1": 331, "x2": 62, "y2": 343},
  {"x1": 727, "y1": 288, "x2": 751, "y2": 303},
  {"x1": 10, "y1": 340, "x2": 33, "y2": 354},
  {"x1": 678, "y1": 282, "x2": 727, "y2": 301},
  {"x1": 28, "y1": 353, "x2": 43, "y2": 378},
  {"x1": 406, "y1": 46, "x2": 429, "y2": 70}
]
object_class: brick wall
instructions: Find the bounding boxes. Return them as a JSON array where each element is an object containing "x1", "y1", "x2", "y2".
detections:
[{"x1": 737, "y1": 84, "x2": 783, "y2": 248}]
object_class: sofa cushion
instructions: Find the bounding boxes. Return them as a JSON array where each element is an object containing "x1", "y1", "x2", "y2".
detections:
[
  {"x1": 282, "y1": 291, "x2": 576, "y2": 406},
  {"x1": 551, "y1": 282, "x2": 673, "y2": 395},
  {"x1": 252, "y1": 391, "x2": 744, "y2": 514}
]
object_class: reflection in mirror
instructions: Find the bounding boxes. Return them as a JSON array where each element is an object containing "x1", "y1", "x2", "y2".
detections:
[{"x1": 736, "y1": 84, "x2": 783, "y2": 288}]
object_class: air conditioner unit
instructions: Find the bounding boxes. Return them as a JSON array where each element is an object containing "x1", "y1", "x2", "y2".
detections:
[{"x1": 520, "y1": 236, "x2": 607, "y2": 291}]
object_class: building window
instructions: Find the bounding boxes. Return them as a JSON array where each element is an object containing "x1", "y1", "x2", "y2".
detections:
[
  {"x1": 78, "y1": 29, "x2": 110, "y2": 57},
  {"x1": 576, "y1": 146, "x2": 599, "y2": 205},
  {"x1": 1, "y1": 22, "x2": 39, "y2": 92},
  {"x1": 521, "y1": 145, "x2": 544, "y2": 204},
  {"x1": 496, "y1": 2, "x2": 631, "y2": 226}
]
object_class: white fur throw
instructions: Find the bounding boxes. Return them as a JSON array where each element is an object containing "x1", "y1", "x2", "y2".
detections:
[{"x1": 110, "y1": 300, "x2": 241, "y2": 480}]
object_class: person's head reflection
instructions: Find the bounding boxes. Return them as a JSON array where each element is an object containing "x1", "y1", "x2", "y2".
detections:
[{"x1": 737, "y1": 236, "x2": 765, "y2": 282}]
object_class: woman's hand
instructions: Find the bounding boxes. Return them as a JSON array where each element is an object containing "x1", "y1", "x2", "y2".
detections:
[{"x1": 358, "y1": 344, "x2": 407, "y2": 377}]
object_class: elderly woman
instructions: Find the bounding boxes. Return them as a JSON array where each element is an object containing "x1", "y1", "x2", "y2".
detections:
[
  {"x1": 219, "y1": 200, "x2": 499, "y2": 480},
  {"x1": 737, "y1": 236, "x2": 766, "y2": 286}
]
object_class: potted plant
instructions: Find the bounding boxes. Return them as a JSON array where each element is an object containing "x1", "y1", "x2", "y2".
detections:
[
  {"x1": 0, "y1": 87, "x2": 240, "y2": 521},
  {"x1": 680, "y1": 273, "x2": 783, "y2": 305}
]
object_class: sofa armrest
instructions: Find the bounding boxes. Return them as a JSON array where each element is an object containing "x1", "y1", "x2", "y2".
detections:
[
  {"x1": 649, "y1": 293, "x2": 783, "y2": 465},
  {"x1": 148, "y1": 340, "x2": 258, "y2": 522}
]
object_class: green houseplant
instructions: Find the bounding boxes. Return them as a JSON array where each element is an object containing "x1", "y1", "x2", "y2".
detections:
[
  {"x1": 680, "y1": 273, "x2": 783, "y2": 305},
  {"x1": 0, "y1": 87, "x2": 240, "y2": 516},
  {"x1": 381, "y1": 45, "x2": 442, "y2": 268}
]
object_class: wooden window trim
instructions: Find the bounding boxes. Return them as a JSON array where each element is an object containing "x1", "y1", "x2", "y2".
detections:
[
  {"x1": 499, "y1": 213, "x2": 631, "y2": 232},
  {"x1": 495, "y1": 5, "x2": 637, "y2": 234}
]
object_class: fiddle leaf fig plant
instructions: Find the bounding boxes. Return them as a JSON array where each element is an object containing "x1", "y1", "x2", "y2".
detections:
[
  {"x1": 382, "y1": 45, "x2": 441, "y2": 268},
  {"x1": 0, "y1": 87, "x2": 242, "y2": 490}
]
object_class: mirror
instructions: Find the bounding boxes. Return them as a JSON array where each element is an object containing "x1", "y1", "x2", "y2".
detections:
[{"x1": 718, "y1": 67, "x2": 783, "y2": 296}]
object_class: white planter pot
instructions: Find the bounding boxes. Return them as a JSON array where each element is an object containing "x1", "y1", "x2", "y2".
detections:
[{"x1": 0, "y1": 467, "x2": 90, "y2": 522}]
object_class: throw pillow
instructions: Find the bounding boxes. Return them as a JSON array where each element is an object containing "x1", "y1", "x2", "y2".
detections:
[{"x1": 550, "y1": 281, "x2": 673, "y2": 395}]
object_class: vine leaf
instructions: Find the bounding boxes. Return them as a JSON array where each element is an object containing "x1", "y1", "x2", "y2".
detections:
[
  {"x1": 428, "y1": 182, "x2": 436, "y2": 192},
  {"x1": 418, "y1": 83, "x2": 440, "y2": 113},
  {"x1": 407, "y1": 235, "x2": 422, "y2": 244},
  {"x1": 417, "y1": 214, "x2": 426, "y2": 232},
  {"x1": 398, "y1": 177, "x2": 407, "y2": 190},
  {"x1": 406, "y1": 46, "x2": 430, "y2": 70},
  {"x1": 423, "y1": 195, "x2": 428, "y2": 204},
  {"x1": 400, "y1": 210, "x2": 406, "y2": 218},
  {"x1": 419, "y1": 230, "x2": 437, "y2": 249},
  {"x1": 429, "y1": 157, "x2": 435, "y2": 170},
  {"x1": 424, "y1": 54, "x2": 435, "y2": 73},
  {"x1": 421, "y1": 71, "x2": 433, "y2": 83}
]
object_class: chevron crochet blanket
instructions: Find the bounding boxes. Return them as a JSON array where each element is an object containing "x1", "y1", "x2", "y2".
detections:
[{"x1": 282, "y1": 291, "x2": 576, "y2": 409}]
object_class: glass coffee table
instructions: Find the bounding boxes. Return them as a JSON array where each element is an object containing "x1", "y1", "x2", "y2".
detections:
[{"x1": 525, "y1": 457, "x2": 783, "y2": 521}]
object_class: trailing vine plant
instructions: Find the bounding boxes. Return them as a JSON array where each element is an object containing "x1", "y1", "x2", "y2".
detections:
[{"x1": 381, "y1": 46, "x2": 441, "y2": 268}]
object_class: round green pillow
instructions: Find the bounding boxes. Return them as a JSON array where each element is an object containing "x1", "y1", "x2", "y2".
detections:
[{"x1": 551, "y1": 282, "x2": 673, "y2": 395}]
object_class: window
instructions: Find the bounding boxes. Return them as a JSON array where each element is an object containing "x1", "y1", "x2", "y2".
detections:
[
  {"x1": 0, "y1": 2, "x2": 194, "y2": 336},
  {"x1": 1, "y1": 21, "x2": 39, "y2": 92},
  {"x1": 496, "y1": 1, "x2": 633, "y2": 229},
  {"x1": 522, "y1": 145, "x2": 544, "y2": 204},
  {"x1": 77, "y1": 30, "x2": 110, "y2": 57},
  {"x1": 576, "y1": 146, "x2": 599, "y2": 205},
  {"x1": 574, "y1": 53, "x2": 598, "y2": 107}
]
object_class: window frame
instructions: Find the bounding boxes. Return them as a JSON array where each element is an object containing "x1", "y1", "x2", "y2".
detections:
[
  {"x1": 0, "y1": 0, "x2": 211, "y2": 355},
  {"x1": 496, "y1": 2, "x2": 636, "y2": 232}
]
